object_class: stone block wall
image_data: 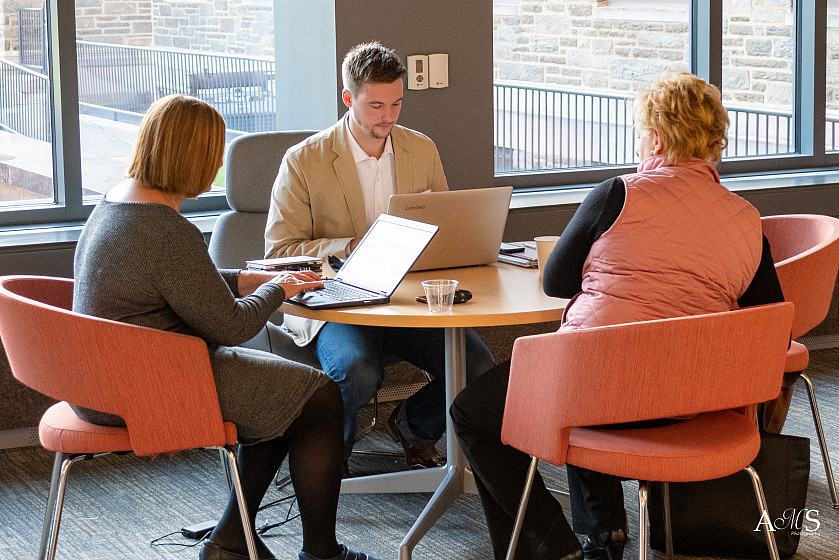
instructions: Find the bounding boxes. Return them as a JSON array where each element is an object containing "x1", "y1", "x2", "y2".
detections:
[
  {"x1": 152, "y1": 0, "x2": 274, "y2": 57},
  {"x1": 3, "y1": 0, "x2": 275, "y2": 59},
  {"x1": 1, "y1": 0, "x2": 45, "y2": 54},
  {"x1": 494, "y1": 1, "x2": 688, "y2": 94},
  {"x1": 494, "y1": 0, "x2": 801, "y2": 109},
  {"x1": 75, "y1": 0, "x2": 154, "y2": 47}
]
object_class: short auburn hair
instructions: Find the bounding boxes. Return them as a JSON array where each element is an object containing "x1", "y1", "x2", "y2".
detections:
[
  {"x1": 634, "y1": 71, "x2": 729, "y2": 164},
  {"x1": 342, "y1": 41, "x2": 406, "y2": 97},
  {"x1": 125, "y1": 94, "x2": 225, "y2": 198}
]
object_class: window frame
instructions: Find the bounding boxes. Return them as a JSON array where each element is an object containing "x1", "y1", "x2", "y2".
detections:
[{"x1": 0, "y1": 1, "x2": 835, "y2": 226}]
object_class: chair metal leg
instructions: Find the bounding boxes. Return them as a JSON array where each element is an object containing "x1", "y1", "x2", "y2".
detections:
[
  {"x1": 219, "y1": 447, "x2": 233, "y2": 490},
  {"x1": 744, "y1": 465, "x2": 780, "y2": 560},
  {"x1": 638, "y1": 481, "x2": 649, "y2": 560},
  {"x1": 505, "y1": 456, "x2": 540, "y2": 560},
  {"x1": 39, "y1": 452, "x2": 63, "y2": 560},
  {"x1": 662, "y1": 481, "x2": 674, "y2": 560},
  {"x1": 223, "y1": 445, "x2": 259, "y2": 560},
  {"x1": 798, "y1": 373, "x2": 839, "y2": 508},
  {"x1": 43, "y1": 454, "x2": 86, "y2": 560}
]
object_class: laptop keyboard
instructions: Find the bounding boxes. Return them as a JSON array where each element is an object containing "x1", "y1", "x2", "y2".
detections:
[{"x1": 320, "y1": 280, "x2": 374, "y2": 301}]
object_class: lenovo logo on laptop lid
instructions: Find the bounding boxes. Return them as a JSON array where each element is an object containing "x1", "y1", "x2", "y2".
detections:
[{"x1": 387, "y1": 186, "x2": 513, "y2": 271}]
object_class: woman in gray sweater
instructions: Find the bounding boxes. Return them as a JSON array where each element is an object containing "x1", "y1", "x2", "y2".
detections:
[{"x1": 73, "y1": 95, "x2": 379, "y2": 560}]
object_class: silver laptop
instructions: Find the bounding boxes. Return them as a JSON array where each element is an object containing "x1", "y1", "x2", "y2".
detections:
[
  {"x1": 288, "y1": 214, "x2": 438, "y2": 310},
  {"x1": 387, "y1": 186, "x2": 513, "y2": 271}
]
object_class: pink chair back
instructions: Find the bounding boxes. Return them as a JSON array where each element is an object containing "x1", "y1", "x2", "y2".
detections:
[
  {"x1": 0, "y1": 275, "x2": 234, "y2": 456},
  {"x1": 501, "y1": 303, "x2": 794, "y2": 466},
  {"x1": 762, "y1": 214, "x2": 839, "y2": 339}
]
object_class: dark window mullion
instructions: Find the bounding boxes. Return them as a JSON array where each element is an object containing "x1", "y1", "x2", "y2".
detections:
[
  {"x1": 48, "y1": 0, "x2": 83, "y2": 219},
  {"x1": 690, "y1": 0, "x2": 723, "y2": 89},
  {"x1": 796, "y1": 0, "x2": 826, "y2": 163}
]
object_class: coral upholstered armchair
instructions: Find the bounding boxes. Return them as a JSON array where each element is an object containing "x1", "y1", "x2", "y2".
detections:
[
  {"x1": 500, "y1": 303, "x2": 794, "y2": 560},
  {"x1": 761, "y1": 214, "x2": 839, "y2": 509},
  {"x1": 0, "y1": 275, "x2": 261, "y2": 560}
]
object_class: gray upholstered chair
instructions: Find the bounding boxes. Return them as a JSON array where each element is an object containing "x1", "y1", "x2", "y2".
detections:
[{"x1": 208, "y1": 130, "x2": 322, "y2": 368}]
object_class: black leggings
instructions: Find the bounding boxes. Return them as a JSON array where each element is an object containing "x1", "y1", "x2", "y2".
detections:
[
  {"x1": 209, "y1": 381, "x2": 345, "y2": 559},
  {"x1": 450, "y1": 360, "x2": 627, "y2": 560}
]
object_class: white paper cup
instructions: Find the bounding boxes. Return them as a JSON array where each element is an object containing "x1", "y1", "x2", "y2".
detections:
[
  {"x1": 421, "y1": 279, "x2": 459, "y2": 313},
  {"x1": 535, "y1": 235, "x2": 560, "y2": 278}
]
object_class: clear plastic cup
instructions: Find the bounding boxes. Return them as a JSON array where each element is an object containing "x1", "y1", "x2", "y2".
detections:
[{"x1": 421, "y1": 279, "x2": 459, "y2": 313}]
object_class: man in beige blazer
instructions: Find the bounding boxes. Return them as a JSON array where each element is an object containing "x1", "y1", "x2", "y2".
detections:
[{"x1": 265, "y1": 42, "x2": 494, "y2": 474}]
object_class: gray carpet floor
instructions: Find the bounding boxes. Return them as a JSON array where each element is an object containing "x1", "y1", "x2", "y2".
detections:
[{"x1": 2, "y1": 348, "x2": 839, "y2": 559}]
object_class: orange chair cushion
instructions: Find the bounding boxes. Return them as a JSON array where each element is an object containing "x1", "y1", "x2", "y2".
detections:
[
  {"x1": 40, "y1": 402, "x2": 239, "y2": 455},
  {"x1": 566, "y1": 411, "x2": 761, "y2": 482},
  {"x1": 784, "y1": 340, "x2": 809, "y2": 373},
  {"x1": 40, "y1": 402, "x2": 132, "y2": 454}
]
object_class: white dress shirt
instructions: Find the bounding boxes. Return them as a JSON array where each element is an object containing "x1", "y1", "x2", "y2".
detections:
[{"x1": 346, "y1": 124, "x2": 397, "y2": 229}]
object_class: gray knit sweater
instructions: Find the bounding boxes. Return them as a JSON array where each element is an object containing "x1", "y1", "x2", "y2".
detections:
[
  {"x1": 72, "y1": 200, "x2": 331, "y2": 434},
  {"x1": 73, "y1": 200, "x2": 285, "y2": 347}
]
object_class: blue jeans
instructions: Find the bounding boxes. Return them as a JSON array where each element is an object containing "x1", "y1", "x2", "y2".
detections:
[{"x1": 315, "y1": 322, "x2": 495, "y2": 456}]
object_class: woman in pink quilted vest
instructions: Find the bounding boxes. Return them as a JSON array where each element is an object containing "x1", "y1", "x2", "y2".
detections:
[{"x1": 451, "y1": 72, "x2": 784, "y2": 560}]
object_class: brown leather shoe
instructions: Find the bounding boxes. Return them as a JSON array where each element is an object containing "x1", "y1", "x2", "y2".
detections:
[{"x1": 386, "y1": 405, "x2": 444, "y2": 469}]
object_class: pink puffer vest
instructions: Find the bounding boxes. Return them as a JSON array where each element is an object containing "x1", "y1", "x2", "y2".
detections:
[{"x1": 560, "y1": 156, "x2": 762, "y2": 331}]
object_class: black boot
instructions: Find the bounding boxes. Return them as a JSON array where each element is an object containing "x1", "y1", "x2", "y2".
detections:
[{"x1": 582, "y1": 528, "x2": 626, "y2": 560}]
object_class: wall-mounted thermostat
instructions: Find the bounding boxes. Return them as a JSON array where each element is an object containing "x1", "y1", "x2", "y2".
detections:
[
  {"x1": 407, "y1": 55, "x2": 429, "y2": 90},
  {"x1": 428, "y1": 53, "x2": 449, "y2": 88}
]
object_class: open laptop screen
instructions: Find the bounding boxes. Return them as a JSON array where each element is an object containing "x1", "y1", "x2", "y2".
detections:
[{"x1": 336, "y1": 214, "x2": 438, "y2": 295}]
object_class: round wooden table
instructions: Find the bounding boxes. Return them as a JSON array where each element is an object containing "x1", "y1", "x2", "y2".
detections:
[{"x1": 280, "y1": 262, "x2": 567, "y2": 559}]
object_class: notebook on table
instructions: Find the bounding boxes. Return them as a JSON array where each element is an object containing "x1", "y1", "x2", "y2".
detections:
[
  {"x1": 387, "y1": 186, "x2": 513, "y2": 271},
  {"x1": 287, "y1": 214, "x2": 438, "y2": 310}
]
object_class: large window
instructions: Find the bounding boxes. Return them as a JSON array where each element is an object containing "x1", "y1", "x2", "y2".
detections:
[
  {"x1": 0, "y1": 6, "x2": 54, "y2": 208},
  {"x1": 76, "y1": 0, "x2": 277, "y2": 202},
  {"x1": 494, "y1": 0, "x2": 689, "y2": 173},
  {"x1": 827, "y1": 0, "x2": 839, "y2": 152},
  {"x1": 493, "y1": 0, "x2": 833, "y2": 184},
  {"x1": 0, "y1": 1, "x2": 835, "y2": 226},
  {"x1": 0, "y1": 0, "x2": 277, "y2": 225},
  {"x1": 721, "y1": 0, "x2": 795, "y2": 158}
]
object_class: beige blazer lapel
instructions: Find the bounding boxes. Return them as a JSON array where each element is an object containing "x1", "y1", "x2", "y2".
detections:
[
  {"x1": 392, "y1": 127, "x2": 415, "y2": 194},
  {"x1": 331, "y1": 120, "x2": 368, "y2": 238}
]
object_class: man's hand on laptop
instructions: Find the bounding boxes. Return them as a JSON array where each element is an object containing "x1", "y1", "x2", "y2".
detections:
[{"x1": 270, "y1": 270, "x2": 324, "y2": 299}]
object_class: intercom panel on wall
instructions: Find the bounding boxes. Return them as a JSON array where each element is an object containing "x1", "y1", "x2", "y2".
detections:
[{"x1": 428, "y1": 53, "x2": 448, "y2": 88}]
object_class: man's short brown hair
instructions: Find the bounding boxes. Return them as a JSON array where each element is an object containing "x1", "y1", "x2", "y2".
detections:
[
  {"x1": 342, "y1": 41, "x2": 407, "y2": 97},
  {"x1": 125, "y1": 94, "x2": 225, "y2": 198}
]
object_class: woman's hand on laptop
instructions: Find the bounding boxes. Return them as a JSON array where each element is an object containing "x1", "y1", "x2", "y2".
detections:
[{"x1": 270, "y1": 270, "x2": 324, "y2": 299}]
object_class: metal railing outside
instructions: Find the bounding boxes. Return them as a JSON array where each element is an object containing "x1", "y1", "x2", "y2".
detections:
[
  {"x1": 3, "y1": 41, "x2": 837, "y2": 169},
  {"x1": 825, "y1": 114, "x2": 839, "y2": 153},
  {"x1": 17, "y1": 8, "x2": 47, "y2": 72},
  {"x1": 494, "y1": 81, "x2": 636, "y2": 173},
  {"x1": 724, "y1": 103, "x2": 793, "y2": 158},
  {"x1": 494, "y1": 82, "x2": 799, "y2": 174},
  {"x1": 76, "y1": 41, "x2": 277, "y2": 133},
  {"x1": 0, "y1": 58, "x2": 51, "y2": 142}
]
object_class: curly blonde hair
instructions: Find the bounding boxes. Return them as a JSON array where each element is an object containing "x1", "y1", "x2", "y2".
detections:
[{"x1": 634, "y1": 71, "x2": 729, "y2": 164}]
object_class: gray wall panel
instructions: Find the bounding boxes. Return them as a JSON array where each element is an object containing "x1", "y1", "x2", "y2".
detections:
[{"x1": 334, "y1": 1, "x2": 494, "y2": 190}]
